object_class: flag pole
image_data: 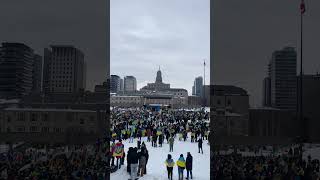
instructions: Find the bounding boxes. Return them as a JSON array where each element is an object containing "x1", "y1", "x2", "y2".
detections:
[
  {"x1": 203, "y1": 59, "x2": 206, "y2": 108},
  {"x1": 300, "y1": 0, "x2": 304, "y2": 142}
]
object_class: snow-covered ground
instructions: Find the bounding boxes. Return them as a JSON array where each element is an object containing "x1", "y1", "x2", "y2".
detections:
[
  {"x1": 303, "y1": 144, "x2": 320, "y2": 160},
  {"x1": 111, "y1": 136, "x2": 210, "y2": 180}
]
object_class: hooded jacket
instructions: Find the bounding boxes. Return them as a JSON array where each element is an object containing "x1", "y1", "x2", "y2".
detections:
[{"x1": 186, "y1": 154, "x2": 193, "y2": 170}]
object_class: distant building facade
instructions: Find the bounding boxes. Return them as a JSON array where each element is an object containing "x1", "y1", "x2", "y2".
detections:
[
  {"x1": 0, "y1": 108, "x2": 101, "y2": 133},
  {"x1": 188, "y1": 96, "x2": 202, "y2": 108},
  {"x1": 141, "y1": 68, "x2": 170, "y2": 91},
  {"x1": 124, "y1": 76, "x2": 137, "y2": 92},
  {"x1": 140, "y1": 68, "x2": 188, "y2": 102},
  {"x1": 110, "y1": 95, "x2": 142, "y2": 107},
  {"x1": 94, "y1": 81, "x2": 108, "y2": 93},
  {"x1": 110, "y1": 75, "x2": 120, "y2": 93},
  {"x1": 0, "y1": 43, "x2": 42, "y2": 98},
  {"x1": 262, "y1": 77, "x2": 271, "y2": 106},
  {"x1": 119, "y1": 78, "x2": 124, "y2": 92},
  {"x1": 192, "y1": 76, "x2": 203, "y2": 97},
  {"x1": 249, "y1": 107, "x2": 297, "y2": 137},
  {"x1": 297, "y1": 74, "x2": 320, "y2": 142},
  {"x1": 212, "y1": 85, "x2": 249, "y2": 136},
  {"x1": 269, "y1": 47, "x2": 297, "y2": 110},
  {"x1": 0, "y1": 107, "x2": 106, "y2": 144},
  {"x1": 43, "y1": 45, "x2": 86, "y2": 93},
  {"x1": 143, "y1": 94, "x2": 173, "y2": 106},
  {"x1": 33, "y1": 55, "x2": 43, "y2": 93}
]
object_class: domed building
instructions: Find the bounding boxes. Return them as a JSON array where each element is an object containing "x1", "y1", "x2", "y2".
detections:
[{"x1": 140, "y1": 67, "x2": 188, "y2": 107}]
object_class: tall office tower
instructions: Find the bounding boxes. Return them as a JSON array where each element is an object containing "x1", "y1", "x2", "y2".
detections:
[
  {"x1": 0, "y1": 42, "x2": 42, "y2": 98},
  {"x1": 193, "y1": 76, "x2": 203, "y2": 97},
  {"x1": 110, "y1": 75, "x2": 120, "y2": 93},
  {"x1": 269, "y1": 47, "x2": 297, "y2": 110},
  {"x1": 43, "y1": 45, "x2": 86, "y2": 93},
  {"x1": 262, "y1": 77, "x2": 271, "y2": 106},
  {"x1": 33, "y1": 54, "x2": 43, "y2": 93},
  {"x1": 124, "y1": 76, "x2": 137, "y2": 92},
  {"x1": 120, "y1": 78, "x2": 124, "y2": 92},
  {"x1": 192, "y1": 85, "x2": 195, "y2": 95}
]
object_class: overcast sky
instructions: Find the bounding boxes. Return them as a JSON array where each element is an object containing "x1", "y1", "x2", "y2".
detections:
[
  {"x1": 0, "y1": 0, "x2": 107, "y2": 91},
  {"x1": 213, "y1": 0, "x2": 320, "y2": 106},
  {"x1": 111, "y1": 0, "x2": 210, "y2": 95}
]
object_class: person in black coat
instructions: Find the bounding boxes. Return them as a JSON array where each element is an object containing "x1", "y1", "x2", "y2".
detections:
[
  {"x1": 137, "y1": 147, "x2": 148, "y2": 177},
  {"x1": 198, "y1": 138, "x2": 203, "y2": 154},
  {"x1": 129, "y1": 148, "x2": 139, "y2": 180},
  {"x1": 121, "y1": 151, "x2": 125, "y2": 165},
  {"x1": 127, "y1": 147, "x2": 133, "y2": 174},
  {"x1": 152, "y1": 135, "x2": 158, "y2": 147},
  {"x1": 137, "y1": 140, "x2": 141, "y2": 150},
  {"x1": 159, "y1": 134, "x2": 163, "y2": 147},
  {"x1": 186, "y1": 152, "x2": 193, "y2": 179},
  {"x1": 144, "y1": 148, "x2": 149, "y2": 175}
]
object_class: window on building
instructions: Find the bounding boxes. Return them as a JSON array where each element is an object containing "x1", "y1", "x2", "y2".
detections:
[
  {"x1": 54, "y1": 127, "x2": 61, "y2": 133},
  {"x1": 30, "y1": 113, "x2": 37, "y2": 121},
  {"x1": 90, "y1": 116, "x2": 94, "y2": 122},
  {"x1": 30, "y1": 126, "x2": 38, "y2": 132},
  {"x1": 230, "y1": 121, "x2": 234, "y2": 127},
  {"x1": 218, "y1": 122, "x2": 224, "y2": 127},
  {"x1": 42, "y1": 113, "x2": 49, "y2": 121},
  {"x1": 16, "y1": 126, "x2": 25, "y2": 132},
  {"x1": 41, "y1": 127, "x2": 50, "y2": 132},
  {"x1": 18, "y1": 112, "x2": 25, "y2": 121}
]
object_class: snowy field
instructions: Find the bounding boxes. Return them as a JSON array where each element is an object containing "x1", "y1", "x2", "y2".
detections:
[
  {"x1": 303, "y1": 144, "x2": 320, "y2": 160},
  {"x1": 111, "y1": 136, "x2": 210, "y2": 180}
]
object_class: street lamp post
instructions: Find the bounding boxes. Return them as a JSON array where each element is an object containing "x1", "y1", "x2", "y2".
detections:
[{"x1": 203, "y1": 59, "x2": 206, "y2": 108}]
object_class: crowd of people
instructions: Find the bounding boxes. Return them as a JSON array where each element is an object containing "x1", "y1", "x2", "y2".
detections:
[
  {"x1": 0, "y1": 107, "x2": 209, "y2": 179},
  {"x1": 0, "y1": 108, "x2": 320, "y2": 180},
  {"x1": 110, "y1": 107, "x2": 209, "y2": 152},
  {"x1": 1, "y1": 143, "x2": 110, "y2": 179},
  {"x1": 109, "y1": 107, "x2": 209, "y2": 179},
  {"x1": 212, "y1": 146, "x2": 320, "y2": 180},
  {"x1": 4, "y1": 106, "x2": 319, "y2": 180}
]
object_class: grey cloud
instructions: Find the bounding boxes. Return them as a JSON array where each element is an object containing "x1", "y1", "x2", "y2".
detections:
[{"x1": 111, "y1": 0, "x2": 210, "y2": 94}]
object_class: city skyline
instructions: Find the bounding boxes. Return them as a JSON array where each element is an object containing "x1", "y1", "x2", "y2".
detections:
[
  {"x1": 213, "y1": 0, "x2": 320, "y2": 106},
  {"x1": 110, "y1": 71, "x2": 206, "y2": 96},
  {"x1": 111, "y1": 0, "x2": 210, "y2": 95},
  {"x1": 0, "y1": 0, "x2": 107, "y2": 92}
]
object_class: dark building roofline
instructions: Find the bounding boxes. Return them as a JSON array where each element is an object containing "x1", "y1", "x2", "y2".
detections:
[
  {"x1": 49, "y1": 45, "x2": 75, "y2": 48},
  {"x1": 213, "y1": 85, "x2": 248, "y2": 96}
]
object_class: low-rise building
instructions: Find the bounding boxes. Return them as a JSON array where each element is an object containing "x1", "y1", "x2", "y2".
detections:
[
  {"x1": 110, "y1": 95, "x2": 142, "y2": 107},
  {"x1": 249, "y1": 107, "x2": 297, "y2": 137},
  {"x1": 212, "y1": 85, "x2": 249, "y2": 136},
  {"x1": 0, "y1": 107, "x2": 106, "y2": 144},
  {"x1": 0, "y1": 108, "x2": 104, "y2": 134},
  {"x1": 188, "y1": 96, "x2": 202, "y2": 108}
]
